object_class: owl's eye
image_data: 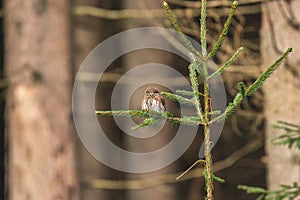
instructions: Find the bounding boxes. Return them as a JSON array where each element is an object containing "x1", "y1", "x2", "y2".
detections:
[{"x1": 154, "y1": 92, "x2": 159, "y2": 96}]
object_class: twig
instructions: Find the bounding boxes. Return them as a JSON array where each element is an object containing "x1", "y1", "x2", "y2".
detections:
[
  {"x1": 72, "y1": 6, "x2": 197, "y2": 20},
  {"x1": 176, "y1": 159, "x2": 204, "y2": 180},
  {"x1": 88, "y1": 139, "x2": 263, "y2": 190},
  {"x1": 167, "y1": 0, "x2": 277, "y2": 8},
  {"x1": 72, "y1": 4, "x2": 263, "y2": 20}
]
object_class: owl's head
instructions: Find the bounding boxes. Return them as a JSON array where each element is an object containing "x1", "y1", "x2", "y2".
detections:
[{"x1": 145, "y1": 87, "x2": 160, "y2": 97}]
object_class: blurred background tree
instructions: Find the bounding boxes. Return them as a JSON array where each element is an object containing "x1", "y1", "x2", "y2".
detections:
[
  {"x1": 261, "y1": 0, "x2": 300, "y2": 191},
  {"x1": 4, "y1": 0, "x2": 79, "y2": 199}
]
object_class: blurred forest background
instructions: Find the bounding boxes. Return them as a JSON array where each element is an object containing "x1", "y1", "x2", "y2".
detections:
[{"x1": 1, "y1": 0, "x2": 300, "y2": 199}]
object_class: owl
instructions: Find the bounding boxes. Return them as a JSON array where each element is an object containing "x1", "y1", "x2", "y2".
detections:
[{"x1": 141, "y1": 87, "x2": 166, "y2": 113}]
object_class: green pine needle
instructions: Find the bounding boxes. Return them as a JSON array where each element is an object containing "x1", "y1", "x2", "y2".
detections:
[
  {"x1": 132, "y1": 118, "x2": 160, "y2": 130},
  {"x1": 238, "y1": 183, "x2": 300, "y2": 200},
  {"x1": 210, "y1": 93, "x2": 243, "y2": 123},
  {"x1": 189, "y1": 53, "x2": 207, "y2": 80},
  {"x1": 162, "y1": 1, "x2": 203, "y2": 59},
  {"x1": 95, "y1": 110, "x2": 148, "y2": 117},
  {"x1": 176, "y1": 89, "x2": 204, "y2": 97},
  {"x1": 209, "y1": 110, "x2": 221, "y2": 116},
  {"x1": 208, "y1": 1, "x2": 238, "y2": 58},
  {"x1": 189, "y1": 64, "x2": 200, "y2": 93},
  {"x1": 161, "y1": 92, "x2": 195, "y2": 106},
  {"x1": 200, "y1": 0, "x2": 207, "y2": 57},
  {"x1": 188, "y1": 64, "x2": 204, "y2": 121},
  {"x1": 237, "y1": 185, "x2": 267, "y2": 194},
  {"x1": 212, "y1": 174, "x2": 225, "y2": 183},
  {"x1": 209, "y1": 47, "x2": 244, "y2": 79},
  {"x1": 246, "y1": 47, "x2": 293, "y2": 96},
  {"x1": 271, "y1": 121, "x2": 300, "y2": 149},
  {"x1": 237, "y1": 82, "x2": 247, "y2": 97}
]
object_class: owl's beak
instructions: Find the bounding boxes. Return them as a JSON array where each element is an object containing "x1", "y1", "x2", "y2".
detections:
[{"x1": 149, "y1": 92, "x2": 154, "y2": 97}]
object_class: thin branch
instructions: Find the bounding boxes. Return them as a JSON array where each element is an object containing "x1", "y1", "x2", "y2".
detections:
[
  {"x1": 208, "y1": 1, "x2": 239, "y2": 58},
  {"x1": 162, "y1": 1, "x2": 203, "y2": 59},
  {"x1": 245, "y1": 47, "x2": 292, "y2": 96},
  {"x1": 88, "y1": 139, "x2": 263, "y2": 190},
  {"x1": 95, "y1": 110, "x2": 206, "y2": 126},
  {"x1": 167, "y1": 0, "x2": 277, "y2": 8},
  {"x1": 176, "y1": 159, "x2": 204, "y2": 180},
  {"x1": 72, "y1": 6, "x2": 167, "y2": 19},
  {"x1": 72, "y1": 4, "x2": 263, "y2": 20},
  {"x1": 208, "y1": 47, "x2": 244, "y2": 79}
]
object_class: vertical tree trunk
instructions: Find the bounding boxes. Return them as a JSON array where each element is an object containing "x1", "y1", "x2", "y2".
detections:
[
  {"x1": 261, "y1": 1, "x2": 300, "y2": 190},
  {"x1": 5, "y1": 0, "x2": 79, "y2": 199}
]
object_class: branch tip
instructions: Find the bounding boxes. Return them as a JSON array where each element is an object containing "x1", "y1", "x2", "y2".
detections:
[
  {"x1": 163, "y1": 1, "x2": 168, "y2": 7},
  {"x1": 233, "y1": 1, "x2": 239, "y2": 7}
]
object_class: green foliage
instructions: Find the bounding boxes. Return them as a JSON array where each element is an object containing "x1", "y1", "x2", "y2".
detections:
[
  {"x1": 95, "y1": 1, "x2": 291, "y2": 131},
  {"x1": 208, "y1": 47, "x2": 244, "y2": 79},
  {"x1": 210, "y1": 48, "x2": 292, "y2": 123},
  {"x1": 95, "y1": 1, "x2": 292, "y2": 199},
  {"x1": 238, "y1": 183, "x2": 300, "y2": 200},
  {"x1": 245, "y1": 48, "x2": 292, "y2": 96},
  {"x1": 212, "y1": 174, "x2": 225, "y2": 183},
  {"x1": 200, "y1": 0, "x2": 207, "y2": 57},
  {"x1": 272, "y1": 121, "x2": 300, "y2": 149},
  {"x1": 132, "y1": 118, "x2": 160, "y2": 130},
  {"x1": 175, "y1": 89, "x2": 203, "y2": 97},
  {"x1": 210, "y1": 92, "x2": 243, "y2": 123},
  {"x1": 95, "y1": 110, "x2": 148, "y2": 118},
  {"x1": 161, "y1": 91, "x2": 195, "y2": 106},
  {"x1": 95, "y1": 110, "x2": 206, "y2": 127},
  {"x1": 239, "y1": 122, "x2": 300, "y2": 199},
  {"x1": 189, "y1": 53, "x2": 206, "y2": 80},
  {"x1": 237, "y1": 82, "x2": 247, "y2": 97},
  {"x1": 162, "y1": 1, "x2": 202, "y2": 59},
  {"x1": 208, "y1": 1, "x2": 239, "y2": 58}
]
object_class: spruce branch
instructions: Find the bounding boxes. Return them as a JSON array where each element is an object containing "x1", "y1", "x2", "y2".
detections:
[
  {"x1": 188, "y1": 64, "x2": 204, "y2": 121},
  {"x1": 162, "y1": 1, "x2": 203, "y2": 59},
  {"x1": 94, "y1": 1, "x2": 293, "y2": 199},
  {"x1": 238, "y1": 182, "x2": 300, "y2": 200},
  {"x1": 200, "y1": 0, "x2": 207, "y2": 57},
  {"x1": 239, "y1": 122, "x2": 300, "y2": 199},
  {"x1": 237, "y1": 82, "x2": 247, "y2": 97},
  {"x1": 199, "y1": 1, "x2": 215, "y2": 196},
  {"x1": 189, "y1": 53, "x2": 207, "y2": 80},
  {"x1": 209, "y1": 110, "x2": 221, "y2": 116},
  {"x1": 245, "y1": 47, "x2": 293, "y2": 96},
  {"x1": 95, "y1": 110, "x2": 148, "y2": 118},
  {"x1": 175, "y1": 89, "x2": 204, "y2": 97},
  {"x1": 209, "y1": 92, "x2": 243, "y2": 123},
  {"x1": 271, "y1": 121, "x2": 300, "y2": 149},
  {"x1": 210, "y1": 48, "x2": 292, "y2": 124},
  {"x1": 132, "y1": 118, "x2": 160, "y2": 130},
  {"x1": 208, "y1": 1, "x2": 238, "y2": 58},
  {"x1": 208, "y1": 47, "x2": 244, "y2": 79},
  {"x1": 95, "y1": 110, "x2": 206, "y2": 129},
  {"x1": 161, "y1": 91, "x2": 195, "y2": 106}
]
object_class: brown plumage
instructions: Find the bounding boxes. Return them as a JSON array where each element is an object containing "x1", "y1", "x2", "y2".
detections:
[{"x1": 141, "y1": 87, "x2": 166, "y2": 113}]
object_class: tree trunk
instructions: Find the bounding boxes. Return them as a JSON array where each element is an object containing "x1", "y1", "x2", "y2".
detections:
[
  {"x1": 261, "y1": 0, "x2": 300, "y2": 190},
  {"x1": 5, "y1": 0, "x2": 79, "y2": 199}
]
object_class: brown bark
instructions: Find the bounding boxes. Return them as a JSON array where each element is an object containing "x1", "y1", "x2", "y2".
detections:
[
  {"x1": 5, "y1": 0, "x2": 79, "y2": 199},
  {"x1": 261, "y1": 0, "x2": 300, "y2": 190}
]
